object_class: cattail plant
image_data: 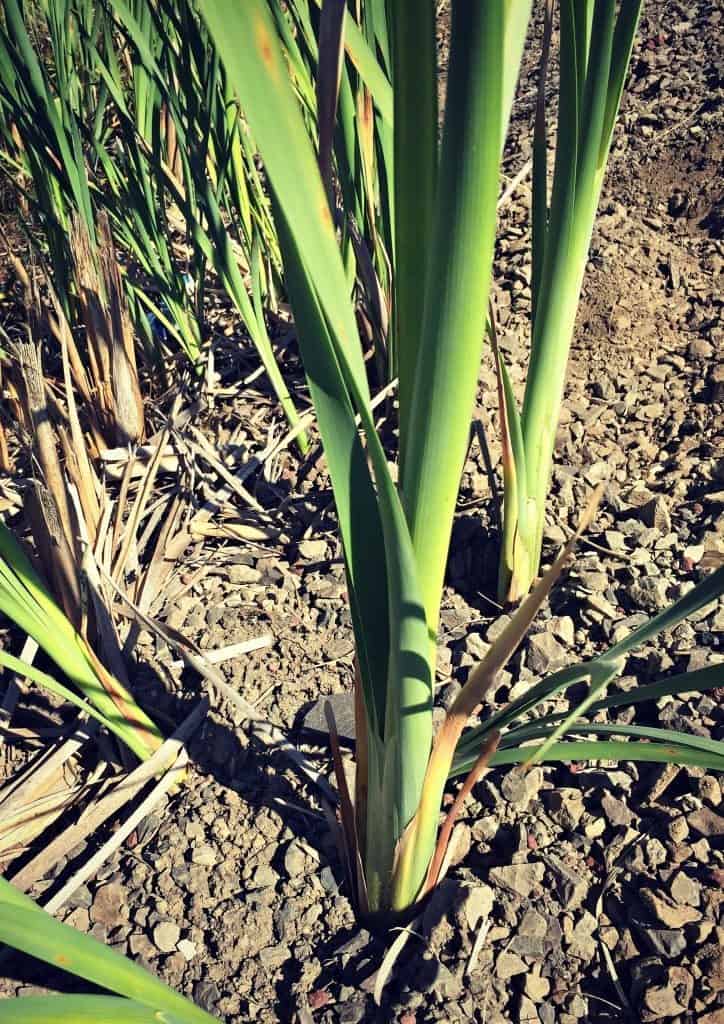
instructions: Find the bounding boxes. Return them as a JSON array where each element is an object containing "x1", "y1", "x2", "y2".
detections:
[
  {"x1": 497, "y1": 0, "x2": 644, "y2": 600},
  {"x1": 201, "y1": 0, "x2": 724, "y2": 920}
]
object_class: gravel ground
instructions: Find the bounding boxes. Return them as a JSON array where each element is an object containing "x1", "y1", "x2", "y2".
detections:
[{"x1": 1, "y1": 2, "x2": 723, "y2": 1022}]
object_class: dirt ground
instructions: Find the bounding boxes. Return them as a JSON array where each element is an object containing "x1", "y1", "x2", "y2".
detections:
[{"x1": 1, "y1": 2, "x2": 723, "y2": 1023}]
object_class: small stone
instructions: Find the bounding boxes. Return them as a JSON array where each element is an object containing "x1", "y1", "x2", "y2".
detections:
[
  {"x1": 462, "y1": 884, "x2": 494, "y2": 930},
  {"x1": 248, "y1": 864, "x2": 278, "y2": 891},
  {"x1": 259, "y1": 944, "x2": 290, "y2": 970},
  {"x1": 302, "y1": 691, "x2": 356, "y2": 743},
  {"x1": 568, "y1": 911, "x2": 597, "y2": 961},
  {"x1": 639, "y1": 926, "x2": 687, "y2": 959},
  {"x1": 688, "y1": 338, "x2": 714, "y2": 360},
  {"x1": 524, "y1": 970, "x2": 551, "y2": 1003},
  {"x1": 283, "y1": 839, "x2": 307, "y2": 877},
  {"x1": 486, "y1": 615, "x2": 512, "y2": 642},
  {"x1": 489, "y1": 861, "x2": 545, "y2": 898},
  {"x1": 495, "y1": 951, "x2": 527, "y2": 980},
  {"x1": 668, "y1": 816, "x2": 689, "y2": 843},
  {"x1": 66, "y1": 884, "x2": 93, "y2": 910},
  {"x1": 190, "y1": 844, "x2": 217, "y2": 867},
  {"x1": 194, "y1": 981, "x2": 221, "y2": 1012},
  {"x1": 699, "y1": 775, "x2": 722, "y2": 807},
  {"x1": 669, "y1": 871, "x2": 701, "y2": 907},
  {"x1": 297, "y1": 539, "x2": 328, "y2": 561},
  {"x1": 320, "y1": 866, "x2": 339, "y2": 893},
  {"x1": 691, "y1": 837, "x2": 711, "y2": 862},
  {"x1": 518, "y1": 907, "x2": 547, "y2": 938},
  {"x1": 642, "y1": 966, "x2": 694, "y2": 1018},
  {"x1": 629, "y1": 575, "x2": 670, "y2": 613},
  {"x1": 153, "y1": 921, "x2": 180, "y2": 953},
  {"x1": 510, "y1": 909, "x2": 555, "y2": 957},
  {"x1": 501, "y1": 769, "x2": 537, "y2": 810},
  {"x1": 177, "y1": 939, "x2": 197, "y2": 961},
  {"x1": 128, "y1": 933, "x2": 157, "y2": 961},
  {"x1": 645, "y1": 837, "x2": 668, "y2": 870},
  {"x1": 90, "y1": 882, "x2": 126, "y2": 928},
  {"x1": 464, "y1": 631, "x2": 490, "y2": 660},
  {"x1": 527, "y1": 632, "x2": 567, "y2": 674},
  {"x1": 517, "y1": 994, "x2": 540, "y2": 1022},
  {"x1": 640, "y1": 495, "x2": 671, "y2": 532},
  {"x1": 308, "y1": 991, "x2": 333, "y2": 1011},
  {"x1": 228, "y1": 564, "x2": 262, "y2": 584},
  {"x1": 683, "y1": 543, "x2": 706, "y2": 564},
  {"x1": 584, "y1": 816, "x2": 606, "y2": 839},
  {"x1": 604, "y1": 530, "x2": 626, "y2": 551},
  {"x1": 431, "y1": 960, "x2": 463, "y2": 1001},
  {"x1": 545, "y1": 854, "x2": 588, "y2": 909},
  {"x1": 63, "y1": 907, "x2": 90, "y2": 931},
  {"x1": 647, "y1": 763, "x2": 680, "y2": 801},
  {"x1": 578, "y1": 570, "x2": 608, "y2": 592},
  {"x1": 688, "y1": 807, "x2": 724, "y2": 838},
  {"x1": 544, "y1": 788, "x2": 585, "y2": 830},
  {"x1": 641, "y1": 888, "x2": 701, "y2": 928},
  {"x1": 601, "y1": 792, "x2": 635, "y2": 828},
  {"x1": 550, "y1": 616, "x2": 575, "y2": 645},
  {"x1": 566, "y1": 994, "x2": 588, "y2": 1019}
]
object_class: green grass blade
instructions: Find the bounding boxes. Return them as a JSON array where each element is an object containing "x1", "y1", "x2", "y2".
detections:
[
  {"x1": 0, "y1": 649, "x2": 149, "y2": 755},
  {"x1": 0, "y1": 522, "x2": 161, "y2": 759},
  {"x1": 202, "y1": 0, "x2": 368, "y2": 402},
  {"x1": 504, "y1": 0, "x2": 643, "y2": 597},
  {"x1": 307, "y1": 0, "x2": 393, "y2": 123},
  {"x1": 531, "y1": 0, "x2": 553, "y2": 319},
  {"x1": 506, "y1": 720, "x2": 724, "y2": 762},
  {"x1": 601, "y1": 0, "x2": 644, "y2": 162},
  {"x1": 0, "y1": 996, "x2": 187, "y2": 1024},
  {"x1": 452, "y1": 569, "x2": 724, "y2": 773},
  {"x1": 273, "y1": 206, "x2": 389, "y2": 737},
  {"x1": 199, "y1": 0, "x2": 436, "y2": 896},
  {"x1": 482, "y1": 738, "x2": 724, "y2": 773},
  {"x1": 493, "y1": 325, "x2": 531, "y2": 601},
  {"x1": 502, "y1": 1, "x2": 534, "y2": 143},
  {"x1": 0, "y1": 879, "x2": 214, "y2": 1024},
  {"x1": 523, "y1": 664, "x2": 724, "y2": 731},
  {"x1": 400, "y1": 3, "x2": 509, "y2": 637},
  {"x1": 607, "y1": 566, "x2": 724, "y2": 660},
  {"x1": 391, "y1": 0, "x2": 437, "y2": 461},
  {"x1": 275, "y1": 206, "x2": 432, "y2": 910}
]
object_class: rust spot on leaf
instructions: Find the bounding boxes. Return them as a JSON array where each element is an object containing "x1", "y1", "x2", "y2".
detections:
[
  {"x1": 320, "y1": 199, "x2": 333, "y2": 233},
  {"x1": 55, "y1": 954, "x2": 70, "y2": 966},
  {"x1": 254, "y1": 15, "x2": 276, "y2": 76}
]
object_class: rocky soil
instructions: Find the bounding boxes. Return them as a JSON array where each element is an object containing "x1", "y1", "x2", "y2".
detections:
[{"x1": 1, "y1": 2, "x2": 723, "y2": 1023}]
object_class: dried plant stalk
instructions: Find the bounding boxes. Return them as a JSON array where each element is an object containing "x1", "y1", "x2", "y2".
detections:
[
  {"x1": 97, "y1": 211, "x2": 144, "y2": 444},
  {"x1": 70, "y1": 215, "x2": 113, "y2": 423},
  {"x1": 14, "y1": 339, "x2": 75, "y2": 550}
]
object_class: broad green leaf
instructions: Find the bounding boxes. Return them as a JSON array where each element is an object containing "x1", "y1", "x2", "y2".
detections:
[{"x1": 400, "y1": 3, "x2": 513, "y2": 639}]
